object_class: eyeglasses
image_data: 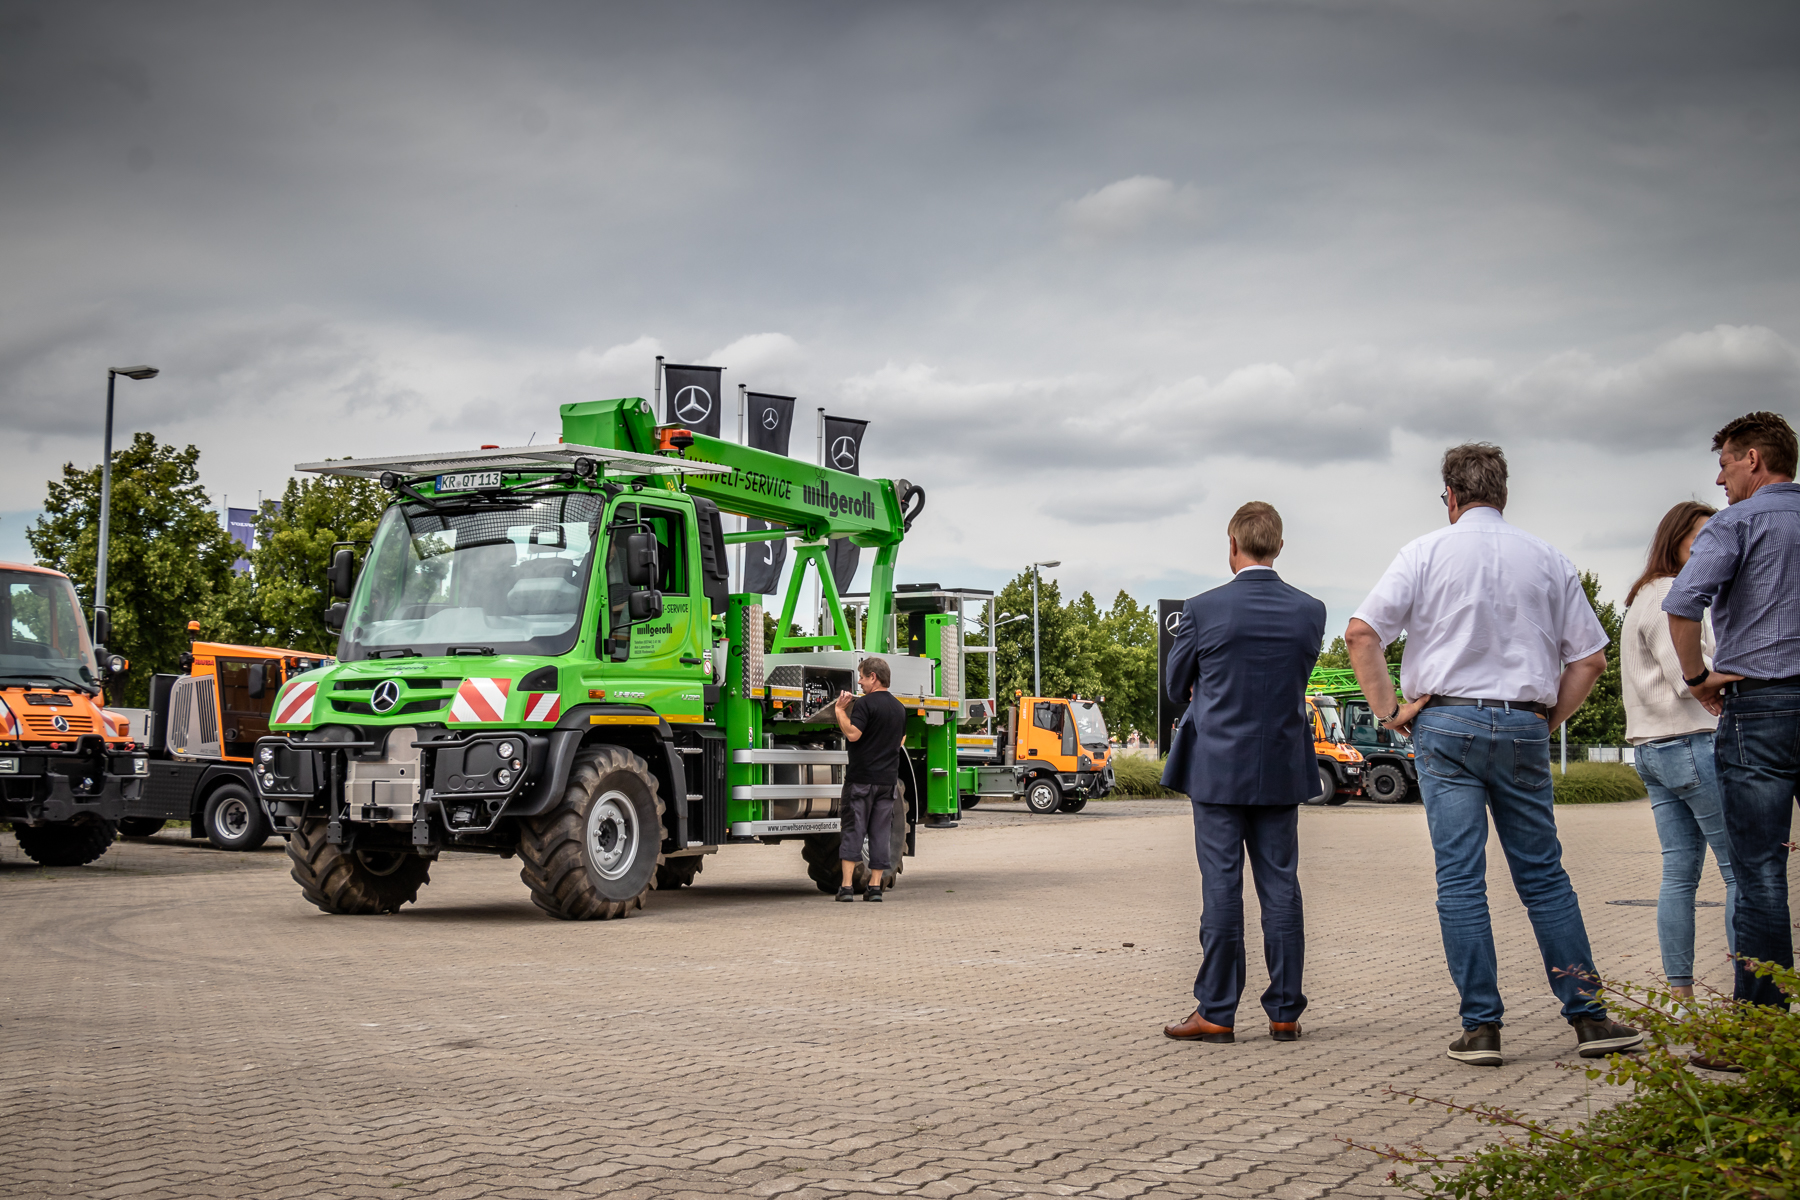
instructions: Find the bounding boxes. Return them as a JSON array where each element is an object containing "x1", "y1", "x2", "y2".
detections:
[{"x1": 1440, "y1": 489, "x2": 1451, "y2": 507}]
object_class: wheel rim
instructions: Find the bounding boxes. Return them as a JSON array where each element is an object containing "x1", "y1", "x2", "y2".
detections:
[
  {"x1": 1029, "y1": 783, "x2": 1055, "y2": 811},
  {"x1": 585, "y1": 789, "x2": 639, "y2": 881},
  {"x1": 215, "y1": 796, "x2": 251, "y2": 839}
]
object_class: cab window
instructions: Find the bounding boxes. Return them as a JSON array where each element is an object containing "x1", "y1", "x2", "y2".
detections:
[{"x1": 603, "y1": 504, "x2": 690, "y2": 648}]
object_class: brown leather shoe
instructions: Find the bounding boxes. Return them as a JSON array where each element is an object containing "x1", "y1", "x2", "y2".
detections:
[
  {"x1": 1269, "y1": 1021, "x2": 1302, "y2": 1042},
  {"x1": 1163, "y1": 1010, "x2": 1234, "y2": 1043}
]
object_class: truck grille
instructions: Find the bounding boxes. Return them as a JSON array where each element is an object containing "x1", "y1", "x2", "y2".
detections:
[{"x1": 23, "y1": 714, "x2": 94, "y2": 735}]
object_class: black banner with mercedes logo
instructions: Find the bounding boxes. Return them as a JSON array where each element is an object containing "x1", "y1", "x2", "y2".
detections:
[
  {"x1": 663, "y1": 363, "x2": 723, "y2": 438},
  {"x1": 1156, "y1": 599, "x2": 1187, "y2": 757},
  {"x1": 742, "y1": 392, "x2": 798, "y2": 594},
  {"x1": 822, "y1": 415, "x2": 868, "y2": 593}
]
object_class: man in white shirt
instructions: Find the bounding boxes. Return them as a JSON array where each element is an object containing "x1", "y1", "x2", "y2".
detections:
[{"x1": 1344, "y1": 443, "x2": 1645, "y2": 1067}]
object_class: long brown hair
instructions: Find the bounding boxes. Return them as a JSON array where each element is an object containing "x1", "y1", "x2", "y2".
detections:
[{"x1": 1626, "y1": 501, "x2": 1718, "y2": 605}]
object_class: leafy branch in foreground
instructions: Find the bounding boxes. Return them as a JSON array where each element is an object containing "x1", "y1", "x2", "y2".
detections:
[{"x1": 1343, "y1": 961, "x2": 1800, "y2": 1199}]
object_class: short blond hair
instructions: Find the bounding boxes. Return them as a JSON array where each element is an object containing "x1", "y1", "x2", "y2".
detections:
[{"x1": 1228, "y1": 502, "x2": 1283, "y2": 560}]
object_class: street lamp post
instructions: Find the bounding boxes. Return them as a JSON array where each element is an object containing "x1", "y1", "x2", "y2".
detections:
[
  {"x1": 96, "y1": 365, "x2": 158, "y2": 634},
  {"x1": 1030, "y1": 560, "x2": 1061, "y2": 696}
]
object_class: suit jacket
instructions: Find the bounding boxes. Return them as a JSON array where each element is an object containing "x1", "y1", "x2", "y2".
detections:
[{"x1": 1160, "y1": 569, "x2": 1326, "y2": 806}]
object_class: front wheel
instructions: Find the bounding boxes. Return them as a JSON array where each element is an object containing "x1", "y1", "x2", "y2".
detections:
[
  {"x1": 287, "y1": 820, "x2": 431, "y2": 914},
  {"x1": 1305, "y1": 765, "x2": 1336, "y2": 806},
  {"x1": 13, "y1": 818, "x2": 115, "y2": 866},
  {"x1": 1365, "y1": 762, "x2": 1408, "y2": 803},
  {"x1": 205, "y1": 784, "x2": 270, "y2": 851},
  {"x1": 1057, "y1": 797, "x2": 1088, "y2": 813},
  {"x1": 518, "y1": 745, "x2": 664, "y2": 920},
  {"x1": 1024, "y1": 775, "x2": 1062, "y2": 814}
]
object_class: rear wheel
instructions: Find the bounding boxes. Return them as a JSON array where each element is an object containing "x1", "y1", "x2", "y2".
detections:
[
  {"x1": 14, "y1": 817, "x2": 115, "y2": 866},
  {"x1": 802, "y1": 782, "x2": 906, "y2": 893},
  {"x1": 204, "y1": 784, "x2": 270, "y2": 851},
  {"x1": 959, "y1": 794, "x2": 981, "y2": 810},
  {"x1": 1365, "y1": 762, "x2": 1407, "y2": 803},
  {"x1": 518, "y1": 745, "x2": 664, "y2": 920},
  {"x1": 117, "y1": 817, "x2": 165, "y2": 838},
  {"x1": 655, "y1": 856, "x2": 704, "y2": 890},
  {"x1": 1305, "y1": 765, "x2": 1336, "y2": 806},
  {"x1": 287, "y1": 820, "x2": 431, "y2": 914},
  {"x1": 1057, "y1": 797, "x2": 1088, "y2": 813},
  {"x1": 1024, "y1": 775, "x2": 1063, "y2": 814}
]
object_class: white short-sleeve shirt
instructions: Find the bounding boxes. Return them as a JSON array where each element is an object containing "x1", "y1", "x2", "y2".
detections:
[{"x1": 1352, "y1": 506, "x2": 1609, "y2": 707}]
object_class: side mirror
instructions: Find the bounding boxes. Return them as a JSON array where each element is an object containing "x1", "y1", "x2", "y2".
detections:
[
  {"x1": 628, "y1": 589, "x2": 663, "y2": 622},
  {"x1": 323, "y1": 602, "x2": 347, "y2": 631},
  {"x1": 328, "y1": 548, "x2": 355, "y2": 599},
  {"x1": 92, "y1": 607, "x2": 111, "y2": 646},
  {"x1": 624, "y1": 532, "x2": 657, "y2": 587},
  {"x1": 247, "y1": 663, "x2": 268, "y2": 699}
]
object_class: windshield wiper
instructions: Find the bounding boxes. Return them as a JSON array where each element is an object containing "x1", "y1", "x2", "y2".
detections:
[
  {"x1": 367, "y1": 648, "x2": 420, "y2": 659},
  {"x1": 0, "y1": 671, "x2": 95, "y2": 694},
  {"x1": 447, "y1": 645, "x2": 495, "y2": 656}
]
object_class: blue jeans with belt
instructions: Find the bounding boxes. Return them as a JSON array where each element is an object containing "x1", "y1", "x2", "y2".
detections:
[
  {"x1": 1414, "y1": 705, "x2": 1606, "y2": 1028},
  {"x1": 1634, "y1": 731, "x2": 1736, "y2": 987},
  {"x1": 1714, "y1": 684, "x2": 1800, "y2": 1007}
]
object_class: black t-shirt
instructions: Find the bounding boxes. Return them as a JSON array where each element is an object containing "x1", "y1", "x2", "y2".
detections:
[{"x1": 845, "y1": 690, "x2": 908, "y2": 786}]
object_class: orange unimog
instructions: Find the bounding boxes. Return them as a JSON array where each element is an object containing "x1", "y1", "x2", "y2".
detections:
[
  {"x1": 955, "y1": 692, "x2": 1116, "y2": 815},
  {"x1": 119, "y1": 625, "x2": 329, "y2": 851},
  {"x1": 1305, "y1": 693, "x2": 1364, "y2": 805},
  {"x1": 0, "y1": 561, "x2": 148, "y2": 865}
]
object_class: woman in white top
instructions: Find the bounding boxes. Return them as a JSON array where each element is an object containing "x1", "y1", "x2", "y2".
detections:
[{"x1": 1622, "y1": 500, "x2": 1735, "y2": 998}]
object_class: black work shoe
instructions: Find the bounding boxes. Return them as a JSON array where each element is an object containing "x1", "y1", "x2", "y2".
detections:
[
  {"x1": 1447, "y1": 1023, "x2": 1503, "y2": 1066},
  {"x1": 863, "y1": 885, "x2": 883, "y2": 902},
  {"x1": 835, "y1": 886, "x2": 855, "y2": 902},
  {"x1": 1570, "y1": 1014, "x2": 1646, "y2": 1058}
]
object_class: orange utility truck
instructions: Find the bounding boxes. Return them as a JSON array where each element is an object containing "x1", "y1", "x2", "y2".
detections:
[
  {"x1": 120, "y1": 630, "x2": 329, "y2": 850},
  {"x1": 0, "y1": 561, "x2": 148, "y2": 864},
  {"x1": 955, "y1": 693, "x2": 1116, "y2": 814},
  {"x1": 1305, "y1": 694, "x2": 1364, "y2": 805}
]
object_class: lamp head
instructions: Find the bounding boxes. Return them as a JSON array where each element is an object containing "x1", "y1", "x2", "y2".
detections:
[
  {"x1": 1036, "y1": 560, "x2": 1061, "y2": 569},
  {"x1": 111, "y1": 365, "x2": 159, "y2": 380}
]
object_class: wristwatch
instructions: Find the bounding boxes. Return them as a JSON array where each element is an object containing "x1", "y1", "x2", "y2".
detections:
[
  {"x1": 1684, "y1": 668, "x2": 1712, "y2": 688},
  {"x1": 1379, "y1": 706, "x2": 1402, "y2": 724}
]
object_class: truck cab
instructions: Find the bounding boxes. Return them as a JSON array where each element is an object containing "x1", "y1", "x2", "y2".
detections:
[
  {"x1": 1306, "y1": 694, "x2": 1363, "y2": 805},
  {"x1": 0, "y1": 561, "x2": 148, "y2": 865}
]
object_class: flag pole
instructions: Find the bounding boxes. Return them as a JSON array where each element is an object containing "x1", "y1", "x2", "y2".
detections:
[
  {"x1": 654, "y1": 355, "x2": 664, "y2": 423},
  {"x1": 816, "y1": 406, "x2": 825, "y2": 637},
  {"x1": 736, "y1": 384, "x2": 747, "y2": 589}
]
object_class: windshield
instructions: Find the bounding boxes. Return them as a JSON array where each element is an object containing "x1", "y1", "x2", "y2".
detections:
[
  {"x1": 339, "y1": 492, "x2": 605, "y2": 662},
  {"x1": 0, "y1": 570, "x2": 97, "y2": 690},
  {"x1": 1071, "y1": 700, "x2": 1109, "y2": 748},
  {"x1": 1311, "y1": 697, "x2": 1346, "y2": 743}
]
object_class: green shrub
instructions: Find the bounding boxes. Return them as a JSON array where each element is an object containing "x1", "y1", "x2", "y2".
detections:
[
  {"x1": 1109, "y1": 753, "x2": 1184, "y2": 798},
  {"x1": 1553, "y1": 761, "x2": 1647, "y2": 805},
  {"x1": 1358, "y1": 962, "x2": 1800, "y2": 1199}
]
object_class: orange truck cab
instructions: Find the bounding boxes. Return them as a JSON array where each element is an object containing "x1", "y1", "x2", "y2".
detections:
[
  {"x1": 956, "y1": 694, "x2": 1115, "y2": 815},
  {"x1": 0, "y1": 561, "x2": 148, "y2": 865},
  {"x1": 1306, "y1": 694, "x2": 1364, "y2": 805},
  {"x1": 122, "y1": 637, "x2": 330, "y2": 850}
]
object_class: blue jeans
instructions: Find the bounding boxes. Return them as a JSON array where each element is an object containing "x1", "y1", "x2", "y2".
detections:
[
  {"x1": 1414, "y1": 705, "x2": 1605, "y2": 1028},
  {"x1": 1714, "y1": 684, "x2": 1800, "y2": 1007},
  {"x1": 1636, "y1": 732, "x2": 1737, "y2": 986}
]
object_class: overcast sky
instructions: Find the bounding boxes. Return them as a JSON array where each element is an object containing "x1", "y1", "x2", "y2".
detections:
[{"x1": 3, "y1": 0, "x2": 1798, "y2": 633}]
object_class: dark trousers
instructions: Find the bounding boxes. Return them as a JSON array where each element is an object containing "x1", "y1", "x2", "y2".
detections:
[
  {"x1": 1715, "y1": 685, "x2": 1800, "y2": 1007},
  {"x1": 1191, "y1": 801, "x2": 1306, "y2": 1026},
  {"x1": 840, "y1": 781, "x2": 895, "y2": 871}
]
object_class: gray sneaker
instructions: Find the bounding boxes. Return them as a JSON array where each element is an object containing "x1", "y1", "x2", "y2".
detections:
[
  {"x1": 1570, "y1": 1015, "x2": 1646, "y2": 1058},
  {"x1": 1447, "y1": 1023, "x2": 1503, "y2": 1066}
]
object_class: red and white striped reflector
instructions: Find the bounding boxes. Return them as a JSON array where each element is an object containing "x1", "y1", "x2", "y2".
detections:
[
  {"x1": 274, "y1": 680, "x2": 318, "y2": 725},
  {"x1": 449, "y1": 678, "x2": 511, "y2": 724},
  {"x1": 523, "y1": 692, "x2": 561, "y2": 722},
  {"x1": 0, "y1": 698, "x2": 17, "y2": 739}
]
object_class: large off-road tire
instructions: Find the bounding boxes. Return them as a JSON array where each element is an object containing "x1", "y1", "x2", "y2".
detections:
[
  {"x1": 117, "y1": 817, "x2": 165, "y2": 838},
  {"x1": 518, "y1": 745, "x2": 664, "y2": 920},
  {"x1": 1305, "y1": 765, "x2": 1336, "y2": 806},
  {"x1": 287, "y1": 819, "x2": 431, "y2": 914},
  {"x1": 14, "y1": 817, "x2": 116, "y2": 866},
  {"x1": 1365, "y1": 762, "x2": 1408, "y2": 803},
  {"x1": 655, "y1": 856, "x2": 704, "y2": 890},
  {"x1": 1024, "y1": 775, "x2": 1062, "y2": 814},
  {"x1": 204, "y1": 783, "x2": 271, "y2": 851}
]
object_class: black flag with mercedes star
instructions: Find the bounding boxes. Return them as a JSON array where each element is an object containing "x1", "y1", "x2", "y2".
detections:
[
  {"x1": 822, "y1": 415, "x2": 868, "y2": 594},
  {"x1": 742, "y1": 392, "x2": 798, "y2": 594},
  {"x1": 662, "y1": 363, "x2": 724, "y2": 438}
]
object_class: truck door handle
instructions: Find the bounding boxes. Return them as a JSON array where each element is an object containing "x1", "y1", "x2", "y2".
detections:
[{"x1": 679, "y1": 657, "x2": 703, "y2": 665}]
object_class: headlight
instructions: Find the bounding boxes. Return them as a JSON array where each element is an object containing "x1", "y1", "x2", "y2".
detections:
[
  {"x1": 262, "y1": 772, "x2": 277, "y2": 790},
  {"x1": 497, "y1": 741, "x2": 516, "y2": 760},
  {"x1": 496, "y1": 767, "x2": 514, "y2": 786},
  {"x1": 133, "y1": 757, "x2": 149, "y2": 776},
  {"x1": 0, "y1": 758, "x2": 17, "y2": 774},
  {"x1": 258, "y1": 746, "x2": 275, "y2": 765}
]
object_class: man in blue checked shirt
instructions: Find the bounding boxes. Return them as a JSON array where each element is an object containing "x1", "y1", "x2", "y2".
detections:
[{"x1": 1666, "y1": 411, "x2": 1800, "y2": 1013}]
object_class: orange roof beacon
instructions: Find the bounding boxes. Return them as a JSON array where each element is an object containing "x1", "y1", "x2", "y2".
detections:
[
  {"x1": 117, "y1": 638, "x2": 331, "y2": 851},
  {"x1": 0, "y1": 560, "x2": 148, "y2": 866}
]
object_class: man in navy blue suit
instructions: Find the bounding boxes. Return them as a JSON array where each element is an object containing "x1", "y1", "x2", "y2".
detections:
[{"x1": 1160, "y1": 502, "x2": 1326, "y2": 1045}]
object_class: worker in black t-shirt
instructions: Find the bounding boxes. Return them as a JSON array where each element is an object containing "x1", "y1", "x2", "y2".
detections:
[{"x1": 831, "y1": 656, "x2": 908, "y2": 902}]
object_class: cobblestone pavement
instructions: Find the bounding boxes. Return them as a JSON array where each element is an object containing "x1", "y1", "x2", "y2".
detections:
[{"x1": 0, "y1": 798, "x2": 1753, "y2": 1199}]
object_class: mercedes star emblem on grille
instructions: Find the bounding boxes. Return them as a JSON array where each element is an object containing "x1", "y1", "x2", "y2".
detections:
[{"x1": 371, "y1": 680, "x2": 402, "y2": 714}]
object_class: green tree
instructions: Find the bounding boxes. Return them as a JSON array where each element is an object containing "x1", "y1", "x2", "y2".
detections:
[
  {"x1": 206, "y1": 472, "x2": 390, "y2": 653},
  {"x1": 1317, "y1": 634, "x2": 1405, "y2": 674},
  {"x1": 26, "y1": 433, "x2": 237, "y2": 705},
  {"x1": 1096, "y1": 590, "x2": 1157, "y2": 740},
  {"x1": 1566, "y1": 569, "x2": 1625, "y2": 744}
]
